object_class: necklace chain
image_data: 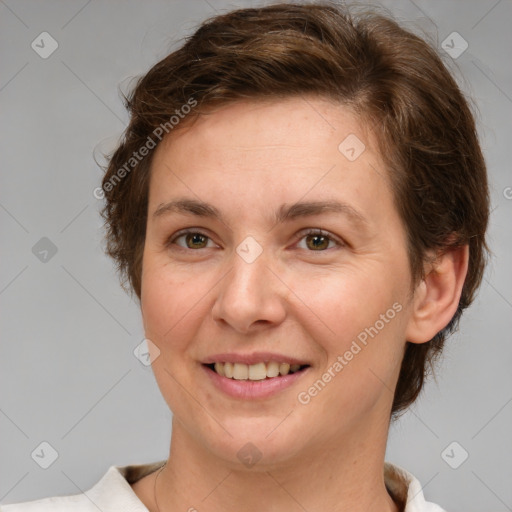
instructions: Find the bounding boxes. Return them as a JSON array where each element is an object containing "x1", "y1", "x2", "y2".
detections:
[{"x1": 153, "y1": 462, "x2": 166, "y2": 512}]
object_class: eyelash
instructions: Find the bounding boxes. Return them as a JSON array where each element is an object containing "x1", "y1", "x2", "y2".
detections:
[{"x1": 166, "y1": 228, "x2": 345, "y2": 252}]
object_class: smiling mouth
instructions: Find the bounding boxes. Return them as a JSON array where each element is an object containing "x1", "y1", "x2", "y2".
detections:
[{"x1": 205, "y1": 362, "x2": 309, "y2": 381}]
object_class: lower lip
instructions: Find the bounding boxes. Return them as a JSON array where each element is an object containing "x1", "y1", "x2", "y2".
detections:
[{"x1": 202, "y1": 364, "x2": 309, "y2": 399}]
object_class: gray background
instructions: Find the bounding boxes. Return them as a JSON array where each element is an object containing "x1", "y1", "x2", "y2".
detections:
[{"x1": 1, "y1": 0, "x2": 511, "y2": 510}]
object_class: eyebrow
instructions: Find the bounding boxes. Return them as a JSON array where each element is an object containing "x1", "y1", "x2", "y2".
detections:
[{"x1": 152, "y1": 198, "x2": 368, "y2": 228}]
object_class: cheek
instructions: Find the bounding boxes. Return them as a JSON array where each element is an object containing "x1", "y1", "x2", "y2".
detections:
[
  {"x1": 290, "y1": 263, "x2": 404, "y2": 342},
  {"x1": 296, "y1": 264, "x2": 409, "y2": 394},
  {"x1": 140, "y1": 260, "x2": 206, "y2": 415},
  {"x1": 140, "y1": 258, "x2": 199, "y2": 353}
]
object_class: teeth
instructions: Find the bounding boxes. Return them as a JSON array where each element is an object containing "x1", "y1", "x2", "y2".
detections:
[
  {"x1": 233, "y1": 363, "x2": 248, "y2": 380},
  {"x1": 214, "y1": 362, "x2": 224, "y2": 377},
  {"x1": 248, "y1": 362, "x2": 267, "y2": 380},
  {"x1": 210, "y1": 361, "x2": 305, "y2": 380},
  {"x1": 224, "y1": 362, "x2": 234, "y2": 379},
  {"x1": 266, "y1": 361, "x2": 280, "y2": 378},
  {"x1": 279, "y1": 363, "x2": 290, "y2": 376}
]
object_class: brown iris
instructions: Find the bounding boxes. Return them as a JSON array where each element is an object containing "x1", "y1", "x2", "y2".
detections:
[
  {"x1": 305, "y1": 233, "x2": 330, "y2": 250},
  {"x1": 185, "y1": 233, "x2": 208, "y2": 249}
]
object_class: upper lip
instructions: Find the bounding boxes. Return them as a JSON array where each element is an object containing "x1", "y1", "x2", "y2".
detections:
[{"x1": 202, "y1": 352, "x2": 310, "y2": 366}]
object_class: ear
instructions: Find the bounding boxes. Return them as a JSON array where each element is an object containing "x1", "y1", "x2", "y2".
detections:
[{"x1": 405, "y1": 244, "x2": 469, "y2": 344}]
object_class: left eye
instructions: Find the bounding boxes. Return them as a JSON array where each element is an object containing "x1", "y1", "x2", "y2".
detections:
[{"x1": 296, "y1": 229, "x2": 341, "y2": 251}]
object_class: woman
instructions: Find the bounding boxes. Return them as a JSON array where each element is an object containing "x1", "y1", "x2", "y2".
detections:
[{"x1": 3, "y1": 2, "x2": 489, "y2": 511}]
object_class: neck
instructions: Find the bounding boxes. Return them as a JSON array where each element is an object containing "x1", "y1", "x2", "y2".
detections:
[{"x1": 155, "y1": 414, "x2": 399, "y2": 512}]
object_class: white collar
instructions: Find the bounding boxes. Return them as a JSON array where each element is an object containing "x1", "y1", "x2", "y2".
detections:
[
  {"x1": 110, "y1": 460, "x2": 446, "y2": 512},
  {"x1": 1, "y1": 460, "x2": 446, "y2": 511}
]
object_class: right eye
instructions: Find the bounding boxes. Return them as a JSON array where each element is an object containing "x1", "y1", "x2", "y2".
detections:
[{"x1": 166, "y1": 229, "x2": 217, "y2": 250}]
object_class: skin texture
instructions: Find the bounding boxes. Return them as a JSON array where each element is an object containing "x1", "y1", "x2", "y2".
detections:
[{"x1": 132, "y1": 97, "x2": 468, "y2": 512}]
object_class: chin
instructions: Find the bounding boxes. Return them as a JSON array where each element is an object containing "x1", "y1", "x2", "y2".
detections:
[{"x1": 195, "y1": 413, "x2": 309, "y2": 469}]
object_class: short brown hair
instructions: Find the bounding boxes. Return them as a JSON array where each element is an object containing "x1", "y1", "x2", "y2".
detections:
[{"x1": 100, "y1": 2, "x2": 490, "y2": 418}]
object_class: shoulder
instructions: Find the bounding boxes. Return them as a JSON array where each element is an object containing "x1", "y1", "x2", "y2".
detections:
[
  {"x1": 384, "y1": 462, "x2": 447, "y2": 512},
  {"x1": 1, "y1": 494, "x2": 96, "y2": 512},
  {"x1": 1, "y1": 461, "x2": 165, "y2": 512}
]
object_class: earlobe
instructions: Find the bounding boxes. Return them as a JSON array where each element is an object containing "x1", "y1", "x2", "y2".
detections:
[{"x1": 405, "y1": 244, "x2": 469, "y2": 344}]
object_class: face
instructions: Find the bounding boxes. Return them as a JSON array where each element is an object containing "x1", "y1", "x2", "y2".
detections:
[{"x1": 141, "y1": 97, "x2": 415, "y2": 468}]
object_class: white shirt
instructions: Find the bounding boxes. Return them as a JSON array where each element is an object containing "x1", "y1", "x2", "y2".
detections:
[{"x1": 1, "y1": 460, "x2": 446, "y2": 511}]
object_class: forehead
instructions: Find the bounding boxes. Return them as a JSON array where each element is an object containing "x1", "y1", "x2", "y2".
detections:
[
  {"x1": 151, "y1": 97, "x2": 384, "y2": 176},
  {"x1": 148, "y1": 97, "x2": 394, "y2": 224},
  {"x1": 163, "y1": 97, "x2": 364, "y2": 149}
]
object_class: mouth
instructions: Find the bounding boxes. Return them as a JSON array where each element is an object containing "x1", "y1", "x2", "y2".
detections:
[
  {"x1": 204, "y1": 361, "x2": 310, "y2": 381},
  {"x1": 201, "y1": 352, "x2": 311, "y2": 399}
]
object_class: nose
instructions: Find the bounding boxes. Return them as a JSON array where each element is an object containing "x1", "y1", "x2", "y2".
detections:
[{"x1": 211, "y1": 247, "x2": 288, "y2": 334}]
